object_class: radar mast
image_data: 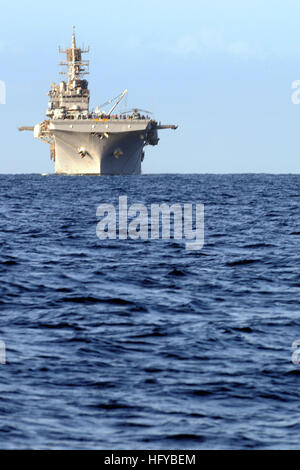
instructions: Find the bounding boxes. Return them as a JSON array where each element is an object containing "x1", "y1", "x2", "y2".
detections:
[{"x1": 46, "y1": 27, "x2": 90, "y2": 119}]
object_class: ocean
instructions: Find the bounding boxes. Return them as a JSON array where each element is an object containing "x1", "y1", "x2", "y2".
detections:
[{"x1": 1, "y1": 173, "x2": 300, "y2": 449}]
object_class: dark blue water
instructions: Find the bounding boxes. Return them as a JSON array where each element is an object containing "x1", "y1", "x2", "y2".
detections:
[{"x1": 1, "y1": 173, "x2": 300, "y2": 449}]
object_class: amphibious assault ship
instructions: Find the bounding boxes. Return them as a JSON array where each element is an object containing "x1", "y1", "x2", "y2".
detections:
[{"x1": 19, "y1": 28, "x2": 177, "y2": 175}]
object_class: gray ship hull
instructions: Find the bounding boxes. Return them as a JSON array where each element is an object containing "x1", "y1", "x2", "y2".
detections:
[
  {"x1": 54, "y1": 130, "x2": 144, "y2": 174},
  {"x1": 48, "y1": 119, "x2": 153, "y2": 175}
]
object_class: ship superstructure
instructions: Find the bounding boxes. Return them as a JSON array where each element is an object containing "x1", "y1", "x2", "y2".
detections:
[{"x1": 19, "y1": 28, "x2": 177, "y2": 175}]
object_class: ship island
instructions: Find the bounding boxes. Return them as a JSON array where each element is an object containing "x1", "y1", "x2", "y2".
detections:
[{"x1": 19, "y1": 27, "x2": 177, "y2": 175}]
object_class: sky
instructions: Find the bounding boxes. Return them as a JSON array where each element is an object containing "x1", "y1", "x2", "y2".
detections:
[{"x1": 1, "y1": 0, "x2": 300, "y2": 173}]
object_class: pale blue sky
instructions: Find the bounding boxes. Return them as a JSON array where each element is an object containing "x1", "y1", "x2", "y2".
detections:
[{"x1": 1, "y1": 0, "x2": 300, "y2": 173}]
